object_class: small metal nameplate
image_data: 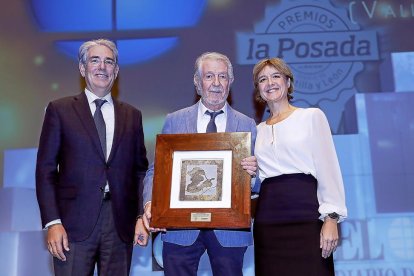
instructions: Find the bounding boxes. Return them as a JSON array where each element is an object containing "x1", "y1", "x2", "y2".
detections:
[{"x1": 191, "y1": 213, "x2": 211, "y2": 222}]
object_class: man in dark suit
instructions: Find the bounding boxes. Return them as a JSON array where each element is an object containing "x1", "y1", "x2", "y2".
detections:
[
  {"x1": 36, "y1": 39, "x2": 149, "y2": 275},
  {"x1": 142, "y1": 52, "x2": 258, "y2": 276}
]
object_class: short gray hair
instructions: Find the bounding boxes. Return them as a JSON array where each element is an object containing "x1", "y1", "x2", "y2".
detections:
[
  {"x1": 78, "y1": 39, "x2": 118, "y2": 64},
  {"x1": 193, "y1": 52, "x2": 234, "y2": 86}
]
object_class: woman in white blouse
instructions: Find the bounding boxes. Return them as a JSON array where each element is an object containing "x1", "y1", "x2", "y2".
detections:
[{"x1": 252, "y1": 57, "x2": 347, "y2": 276}]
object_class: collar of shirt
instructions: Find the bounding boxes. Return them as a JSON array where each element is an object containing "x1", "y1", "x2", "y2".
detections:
[
  {"x1": 84, "y1": 89, "x2": 113, "y2": 113},
  {"x1": 197, "y1": 100, "x2": 227, "y2": 133},
  {"x1": 198, "y1": 100, "x2": 227, "y2": 116}
]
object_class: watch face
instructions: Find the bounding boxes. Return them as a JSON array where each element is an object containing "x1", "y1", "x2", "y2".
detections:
[{"x1": 328, "y1": 212, "x2": 339, "y2": 219}]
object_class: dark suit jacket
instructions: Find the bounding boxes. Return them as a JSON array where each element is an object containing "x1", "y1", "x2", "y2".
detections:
[{"x1": 36, "y1": 92, "x2": 148, "y2": 243}]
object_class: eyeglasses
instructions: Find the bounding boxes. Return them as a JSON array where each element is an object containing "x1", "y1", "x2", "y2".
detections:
[{"x1": 88, "y1": 57, "x2": 116, "y2": 67}]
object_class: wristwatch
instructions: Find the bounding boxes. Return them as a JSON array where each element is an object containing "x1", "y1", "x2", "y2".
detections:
[{"x1": 327, "y1": 212, "x2": 339, "y2": 220}]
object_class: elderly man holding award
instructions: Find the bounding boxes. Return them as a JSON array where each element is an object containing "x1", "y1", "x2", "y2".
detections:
[{"x1": 142, "y1": 52, "x2": 258, "y2": 276}]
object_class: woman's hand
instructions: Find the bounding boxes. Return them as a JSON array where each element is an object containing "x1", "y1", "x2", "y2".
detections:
[
  {"x1": 320, "y1": 218, "x2": 339, "y2": 258},
  {"x1": 241, "y1": 156, "x2": 257, "y2": 177}
]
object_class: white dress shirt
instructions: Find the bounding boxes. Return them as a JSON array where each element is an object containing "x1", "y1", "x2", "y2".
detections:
[
  {"x1": 197, "y1": 101, "x2": 227, "y2": 133},
  {"x1": 255, "y1": 108, "x2": 347, "y2": 222}
]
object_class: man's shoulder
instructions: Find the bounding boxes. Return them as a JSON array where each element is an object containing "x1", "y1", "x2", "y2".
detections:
[
  {"x1": 48, "y1": 93, "x2": 83, "y2": 107},
  {"x1": 167, "y1": 104, "x2": 197, "y2": 118},
  {"x1": 116, "y1": 99, "x2": 141, "y2": 113},
  {"x1": 228, "y1": 106, "x2": 255, "y2": 122}
]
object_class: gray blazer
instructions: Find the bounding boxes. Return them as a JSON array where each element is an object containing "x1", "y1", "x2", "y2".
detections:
[{"x1": 143, "y1": 102, "x2": 257, "y2": 247}]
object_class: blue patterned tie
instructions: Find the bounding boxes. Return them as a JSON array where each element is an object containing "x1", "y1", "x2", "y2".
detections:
[
  {"x1": 205, "y1": 110, "x2": 223, "y2": 133},
  {"x1": 94, "y1": 99, "x2": 107, "y2": 157}
]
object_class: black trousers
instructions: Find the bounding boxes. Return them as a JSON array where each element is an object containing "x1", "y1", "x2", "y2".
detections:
[{"x1": 53, "y1": 199, "x2": 133, "y2": 276}]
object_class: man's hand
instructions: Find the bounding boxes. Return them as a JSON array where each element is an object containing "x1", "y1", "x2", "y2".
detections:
[
  {"x1": 142, "y1": 202, "x2": 152, "y2": 230},
  {"x1": 241, "y1": 156, "x2": 257, "y2": 177},
  {"x1": 320, "y1": 218, "x2": 339, "y2": 258},
  {"x1": 47, "y1": 224, "x2": 69, "y2": 261},
  {"x1": 133, "y1": 218, "x2": 149, "y2": 246},
  {"x1": 143, "y1": 201, "x2": 166, "y2": 232}
]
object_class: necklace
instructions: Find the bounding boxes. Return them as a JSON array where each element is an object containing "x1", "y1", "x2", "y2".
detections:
[
  {"x1": 266, "y1": 106, "x2": 296, "y2": 125},
  {"x1": 267, "y1": 105, "x2": 297, "y2": 144}
]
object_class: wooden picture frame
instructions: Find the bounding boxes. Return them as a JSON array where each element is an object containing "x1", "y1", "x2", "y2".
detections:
[{"x1": 151, "y1": 132, "x2": 252, "y2": 229}]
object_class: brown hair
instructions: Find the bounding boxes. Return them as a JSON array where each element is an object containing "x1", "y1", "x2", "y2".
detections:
[{"x1": 252, "y1": 58, "x2": 294, "y2": 102}]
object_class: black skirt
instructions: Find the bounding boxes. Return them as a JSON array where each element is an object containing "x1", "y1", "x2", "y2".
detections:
[{"x1": 253, "y1": 173, "x2": 334, "y2": 276}]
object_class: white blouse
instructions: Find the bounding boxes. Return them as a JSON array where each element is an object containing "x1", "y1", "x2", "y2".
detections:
[{"x1": 255, "y1": 108, "x2": 347, "y2": 221}]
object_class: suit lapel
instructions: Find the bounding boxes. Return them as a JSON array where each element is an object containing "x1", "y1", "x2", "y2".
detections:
[
  {"x1": 225, "y1": 105, "x2": 239, "y2": 132},
  {"x1": 186, "y1": 102, "x2": 238, "y2": 133},
  {"x1": 107, "y1": 99, "x2": 125, "y2": 164},
  {"x1": 185, "y1": 104, "x2": 198, "y2": 133},
  {"x1": 72, "y1": 92, "x2": 106, "y2": 162}
]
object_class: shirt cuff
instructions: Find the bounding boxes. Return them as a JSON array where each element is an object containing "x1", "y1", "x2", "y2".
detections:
[{"x1": 44, "y1": 219, "x2": 62, "y2": 230}]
